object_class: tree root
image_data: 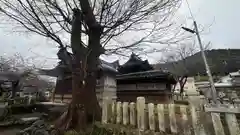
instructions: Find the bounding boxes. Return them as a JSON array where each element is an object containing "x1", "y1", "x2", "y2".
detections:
[{"x1": 54, "y1": 103, "x2": 87, "y2": 132}]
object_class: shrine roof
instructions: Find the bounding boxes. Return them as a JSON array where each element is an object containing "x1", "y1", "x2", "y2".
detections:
[
  {"x1": 37, "y1": 59, "x2": 119, "y2": 78},
  {"x1": 118, "y1": 53, "x2": 153, "y2": 74},
  {"x1": 99, "y1": 59, "x2": 119, "y2": 74},
  {"x1": 0, "y1": 71, "x2": 22, "y2": 82},
  {"x1": 116, "y1": 70, "x2": 177, "y2": 84}
]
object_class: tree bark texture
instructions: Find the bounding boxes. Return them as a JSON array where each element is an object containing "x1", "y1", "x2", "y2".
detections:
[
  {"x1": 54, "y1": 54, "x2": 101, "y2": 131},
  {"x1": 55, "y1": 4, "x2": 102, "y2": 131}
]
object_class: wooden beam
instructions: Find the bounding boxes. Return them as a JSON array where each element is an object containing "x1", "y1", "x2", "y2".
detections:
[{"x1": 204, "y1": 105, "x2": 240, "y2": 113}]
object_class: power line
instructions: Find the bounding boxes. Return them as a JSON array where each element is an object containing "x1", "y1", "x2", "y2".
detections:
[{"x1": 185, "y1": 0, "x2": 195, "y2": 21}]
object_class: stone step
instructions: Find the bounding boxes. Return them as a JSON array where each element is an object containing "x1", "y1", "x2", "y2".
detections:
[{"x1": 0, "y1": 104, "x2": 6, "y2": 117}]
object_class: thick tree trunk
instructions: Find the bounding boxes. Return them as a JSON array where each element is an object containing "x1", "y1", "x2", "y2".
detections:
[
  {"x1": 55, "y1": 68, "x2": 101, "y2": 131},
  {"x1": 55, "y1": 46, "x2": 101, "y2": 132},
  {"x1": 55, "y1": 4, "x2": 102, "y2": 132}
]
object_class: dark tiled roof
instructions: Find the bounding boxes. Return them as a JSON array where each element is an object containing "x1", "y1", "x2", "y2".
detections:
[
  {"x1": 98, "y1": 60, "x2": 118, "y2": 74},
  {"x1": 37, "y1": 59, "x2": 119, "y2": 78},
  {"x1": 0, "y1": 71, "x2": 22, "y2": 82},
  {"x1": 118, "y1": 53, "x2": 153, "y2": 74},
  {"x1": 37, "y1": 65, "x2": 65, "y2": 77},
  {"x1": 116, "y1": 70, "x2": 176, "y2": 83},
  {"x1": 122, "y1": 53, "x2": 142, "y2": 66}
]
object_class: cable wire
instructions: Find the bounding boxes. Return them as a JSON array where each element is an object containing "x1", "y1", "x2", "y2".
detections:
[{"x1": 185, "y1": 0, "x2": 195, "y2": 21}]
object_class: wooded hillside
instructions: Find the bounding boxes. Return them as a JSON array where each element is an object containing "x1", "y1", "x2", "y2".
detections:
[{"x1": 154, "y1": 49, "x2": 240, "y2": 76}]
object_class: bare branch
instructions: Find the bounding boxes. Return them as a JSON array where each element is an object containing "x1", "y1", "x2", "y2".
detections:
[
  {"x1": 0, "y1": 0, "x2": 182, "y2": 56},
  {"x1": 158, "y1": 39, "x2": 211, "y2": 75}
]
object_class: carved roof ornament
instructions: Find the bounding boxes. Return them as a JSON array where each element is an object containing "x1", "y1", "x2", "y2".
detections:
[
  {"x1": 130, "y1": 53, "x2": 141, "y2": 61},
  {"x1": 57, "y1": 46, "x2": 72, "y2": 66}
]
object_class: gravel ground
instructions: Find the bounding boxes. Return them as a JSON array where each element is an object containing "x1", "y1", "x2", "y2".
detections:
[
  {"x1": 0, "y1": 108, "x2": 42, "y2": 135},
  {"x1": 0, "y1": 128, "x2": 21, "y2": 135},
  {"x1": 188, "y1": 96, "x2": 203, "y2": 106}
]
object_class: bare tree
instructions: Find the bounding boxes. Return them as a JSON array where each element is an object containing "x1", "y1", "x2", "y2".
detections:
[
  {"x1": 158, "y1": 40, "x2": 211, "y2": 94},
  {"x1": 0, "y1": 53, "x2": 39, "y2": 72},
  {"x1": 0, "y1": 0, "x2": 183, "y2": 131},
  {"x1": 0, "y1": 53, "x2": 53, "y2": 99}
]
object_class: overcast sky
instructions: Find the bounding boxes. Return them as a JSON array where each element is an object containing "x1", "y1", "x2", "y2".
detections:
[{"x1": 0, "y1": 0, "x2": 240, "y2": 69}]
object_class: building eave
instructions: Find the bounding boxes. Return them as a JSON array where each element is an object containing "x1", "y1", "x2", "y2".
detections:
[{"x1": 116, "y1": 70, "x2": 177, "y2": 84}]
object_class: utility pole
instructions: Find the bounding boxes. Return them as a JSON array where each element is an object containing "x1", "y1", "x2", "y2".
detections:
[
  {"x1": 182, "y1": 21, "x2": 217, "y2": 103},
  {"x1": 193, "y1": 21, "x2": 217, "y2": 103}
]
